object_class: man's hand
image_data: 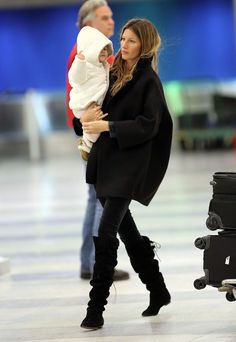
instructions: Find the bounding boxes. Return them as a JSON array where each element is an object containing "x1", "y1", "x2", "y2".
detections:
[
  {"x1": 80, "y1": 103, "x2": 108, "y2": 123},
  {"x1": 82, "y1": 121, "x2": 109, "y2": 134}
]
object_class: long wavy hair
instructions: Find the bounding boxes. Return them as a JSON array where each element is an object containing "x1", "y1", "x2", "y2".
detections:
[{"x1": 110, "y1": 18, "x2": 161, "y2": 96}]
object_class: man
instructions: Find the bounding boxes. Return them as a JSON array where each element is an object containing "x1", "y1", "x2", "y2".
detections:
[{"x1": 66, "y1": 0, "x2": 129, "y2": 281}]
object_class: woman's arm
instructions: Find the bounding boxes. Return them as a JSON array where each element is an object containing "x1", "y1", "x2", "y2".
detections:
[
  {"x1": 81, "y1": 79, "x2": 167, "y2": 147},
  {"x1": 72, "y1": 103, "x2": 108, "y2": 136}
]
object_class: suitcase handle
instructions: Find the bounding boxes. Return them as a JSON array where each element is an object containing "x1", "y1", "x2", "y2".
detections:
[{"x1": 210, "y1": 181, "x2": 216, "y2": 186}]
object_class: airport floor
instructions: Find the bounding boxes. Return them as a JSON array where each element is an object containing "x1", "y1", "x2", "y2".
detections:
[{"x1": 0, "y1": 148, "x2": 236, "y2": 342}]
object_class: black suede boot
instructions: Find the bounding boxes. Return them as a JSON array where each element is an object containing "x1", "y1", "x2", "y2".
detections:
[
  {"x1": 124, "y1": 236, "x2": 171, "y2": 317},
  {"x1": 80, "y1": 236, "x2": 119, "y2": 329}
]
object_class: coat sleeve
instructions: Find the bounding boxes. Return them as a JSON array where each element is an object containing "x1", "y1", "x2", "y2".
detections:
[
  {"x1": 112, "y1": 79, "x2": 164, "y2": 150},
  {"x1": 73, "y1": 117, "x2": 83, "y2": 136},
  {"x1": 68, "y1": 56, "x2": 88, "y2": 87}
]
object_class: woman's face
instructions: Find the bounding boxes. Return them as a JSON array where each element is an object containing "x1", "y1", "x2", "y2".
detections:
[{"x1": 120, "y1": 28, "x2": 141, "y2": 65}]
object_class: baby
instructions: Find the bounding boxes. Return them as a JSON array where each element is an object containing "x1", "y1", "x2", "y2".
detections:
[{"x1": 68, "y1": 26, "x2": 113, "y2": 160}]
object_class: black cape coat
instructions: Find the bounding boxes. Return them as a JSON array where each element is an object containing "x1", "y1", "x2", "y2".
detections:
[{"x1": 73, "y1": 58, "x2": 173, "y2": 206}]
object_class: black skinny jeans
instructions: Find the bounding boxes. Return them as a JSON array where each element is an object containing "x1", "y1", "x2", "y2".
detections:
[{"x1": 98, "y1": 197, "x2": 142, "y2": 245}]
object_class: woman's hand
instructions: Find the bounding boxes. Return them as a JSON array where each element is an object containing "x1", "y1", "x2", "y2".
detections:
[
  {"x1": 80, "y1": 103, "x2": 107, "y2": 123},
  {"x1": 82, "y1": 120, "x2": 109, "y2": 134}
]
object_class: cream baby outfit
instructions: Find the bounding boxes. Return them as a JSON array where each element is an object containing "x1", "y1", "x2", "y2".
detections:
[{"x1": 68, "y1": 26, "x2": 113, "y2": 158}]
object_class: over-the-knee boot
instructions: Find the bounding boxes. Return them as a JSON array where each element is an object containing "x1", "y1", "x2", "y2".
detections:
[
  {"x1": 125, "y1": 235, "x2": 171, "y2": 316},
  {"x1": 81, "y1": 236, "x2": 119, "y2": 329}
]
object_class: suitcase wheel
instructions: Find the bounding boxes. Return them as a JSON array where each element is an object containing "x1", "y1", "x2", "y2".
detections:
[
  {"x1": 194, "y1": 237, "x2": 206, "y2": 249},
  {"x1": 210, "y1": 180, "x2": 217, "y2": 186},
  {"x1": 226, "y1": 292, "x2": 236, "y2": 302},
  {"x1": 194, "y1": 278, "x2": 206, "y2": 290},
  {"x1": 206, "y1": 213, "x2": 222, "y2": 230}
]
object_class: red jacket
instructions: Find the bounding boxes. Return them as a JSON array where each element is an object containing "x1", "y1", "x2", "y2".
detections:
[{"x1": 66, "y1": 43, "x2": 114, "y2": 128}]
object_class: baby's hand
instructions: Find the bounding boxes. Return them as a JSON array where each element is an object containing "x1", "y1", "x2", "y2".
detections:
[{"x1": 77, "y1": 51, "x2": 85, "y2": 60}]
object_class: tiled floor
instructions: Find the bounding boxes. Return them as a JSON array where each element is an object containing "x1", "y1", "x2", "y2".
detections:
[{"x1": 0, "y1": 149, "x2": 236, "y2": 342}]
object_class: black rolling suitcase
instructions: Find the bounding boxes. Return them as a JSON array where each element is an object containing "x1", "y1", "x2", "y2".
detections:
[
  {"x1": 194, "y1": 234, "x2": 236, "y2": 301},
  {"x1": 206, "y1": 172, "x2": 236, "y2": 230},
  {"x1": 194, "y1": 172, "x2": 236, "y2": 301}
]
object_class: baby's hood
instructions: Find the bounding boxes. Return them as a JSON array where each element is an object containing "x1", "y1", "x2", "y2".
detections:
[{"x1": 77, "y1": 26, "x2": 113, "y2": 65}]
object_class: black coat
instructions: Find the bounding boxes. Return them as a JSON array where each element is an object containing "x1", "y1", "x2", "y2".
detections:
[{"x1": 74, "y1": 58, "x2": 173, "y2": 206}]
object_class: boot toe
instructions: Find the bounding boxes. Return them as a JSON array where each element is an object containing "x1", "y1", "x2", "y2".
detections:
[
  {"x1": 80, "y1": 314, "x2": 104, "y2": 329},
  {"x1": 142, "y1": 307, "x2": 159, "y2": 316},
  {"x1": 142, "y1": 292, "x2": 171, "y2": 317},
  {"x1": 142, "y1": 299, "x2": 171, "y2": 316}
]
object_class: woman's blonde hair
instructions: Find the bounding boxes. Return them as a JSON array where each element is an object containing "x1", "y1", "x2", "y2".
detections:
[{"x1": 110, "y1": 18, "x2": 161, "y2": 96}]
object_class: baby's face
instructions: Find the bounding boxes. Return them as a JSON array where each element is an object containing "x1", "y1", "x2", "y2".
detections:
[{"x1": 99, "y1": 46, "x2": 109, "y2": 62}]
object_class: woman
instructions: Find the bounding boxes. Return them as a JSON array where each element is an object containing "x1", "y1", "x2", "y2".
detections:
[{"x1": 74, "y1": 18, "x2": 173, "y2": 329}]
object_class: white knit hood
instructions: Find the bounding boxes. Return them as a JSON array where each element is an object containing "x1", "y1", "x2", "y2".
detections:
[{"x1": 77, "y1": 26, "x2": 113, "y2": 66}]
